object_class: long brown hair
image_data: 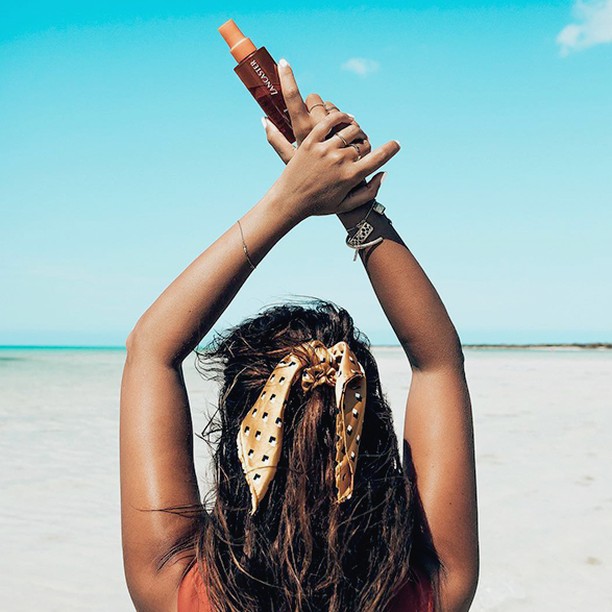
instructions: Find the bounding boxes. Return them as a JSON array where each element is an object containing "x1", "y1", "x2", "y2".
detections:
[{"x1": 163, "y1": 299, "x2": 439, "y2": 611}]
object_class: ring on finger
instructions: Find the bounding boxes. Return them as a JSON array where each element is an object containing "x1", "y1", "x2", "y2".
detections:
[
  {"x1": 349, "y1": 142, "x2": 361, "y2": 161},
  {"x1": 307, "y1": 102, "x2": 326, "y2": 112},
  {"x1": 334, "y1": 132, "x2": 349, "y2": 147}
]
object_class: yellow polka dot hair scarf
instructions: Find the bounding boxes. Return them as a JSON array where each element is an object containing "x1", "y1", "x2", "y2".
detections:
[{"x1": 237, "y1": 340, "x2": 367, "y2": 515}]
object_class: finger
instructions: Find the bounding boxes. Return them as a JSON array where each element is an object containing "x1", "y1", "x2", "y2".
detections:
[
  {"x1": 353, "y1": 140, "x2": 401, "y2": 178},
  {"x1": 356, "y1": 138, "x2": 372, "y2": 158},
  {"x1": 277, "y1": 59, "x2": 310, "y2": 136},
  {"x1": 262, "y1": 116, "x2": 295, "y2": 165},
  {"x1": 324, "y1": 101, "x2": 342, "y2": 113},
  {"x1": 325, "y1": 100, "x2": 357, "y2": 124},
  {"x1": 305, "y1": 93, "x2": 329, "y2": 122},
  {"x1": 337, "y1": 172, "x2": 386, "y2": 214},
  {"x1": 323, "y1": 100, "x2": 360, "y2": 140},
  {"x1": 329, "y1": 123, "x2": 368, "y2": 147},
  {"x1": 345, "y1": 137, "x2": 371, "y2": 162},
  {"x1": 308, "y1": 111, "x2": 354, "y2": 144},
  {"x1": 344, "y1": 140, "x2": 370, "y2": 164}
]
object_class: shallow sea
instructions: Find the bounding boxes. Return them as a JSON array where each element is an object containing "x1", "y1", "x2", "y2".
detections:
[{"x1": 1, "y1": 347, "x2": 611, "y2": 610}]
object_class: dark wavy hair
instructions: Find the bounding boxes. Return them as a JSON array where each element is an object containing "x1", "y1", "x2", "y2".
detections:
[{"x1": 162, "y1": 298, "x2": 439, "y2": 611}]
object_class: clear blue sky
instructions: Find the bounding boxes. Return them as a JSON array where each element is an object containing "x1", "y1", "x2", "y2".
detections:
[{"x1": 1, "y1": 1, "x2": 611, "y2": 345}]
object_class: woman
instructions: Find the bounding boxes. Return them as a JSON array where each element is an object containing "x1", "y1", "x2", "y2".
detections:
[{"x1": 120, "y1": 60, "x2": 478, "y2": 611}]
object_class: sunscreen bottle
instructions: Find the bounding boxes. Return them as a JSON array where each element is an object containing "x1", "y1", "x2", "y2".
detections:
[{"x1": 219, "y1": 19, "x2": 295, "y2": 143}]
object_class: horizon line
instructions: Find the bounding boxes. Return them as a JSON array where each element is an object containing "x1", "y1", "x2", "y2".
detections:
[{"x1": 1, "y1": 343, "x2": 612, "y2": 351}]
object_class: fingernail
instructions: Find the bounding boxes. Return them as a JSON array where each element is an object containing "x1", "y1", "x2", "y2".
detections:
[
  {"x1": 347, "y1": 113, "x2": 355, "y2": 119},
  {"x1": 380, "y1": 172, "x2": 387, "y2": 184},
  {"x1": 261, "y1": 117, "x2": 268, "y2": 130},
  {"x1": 279, "y1": 58, "x2": 289, "y2": 68},
  {"x1": 394, "y1": 140, "x2": 401, "y2": 147}
]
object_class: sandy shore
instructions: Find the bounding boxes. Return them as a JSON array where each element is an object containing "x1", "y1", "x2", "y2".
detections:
[
  {"x1": 1, "y1": 347, "x2": 610, "y2": 610},
  {"x1": 376, "y1": 347, "x2": 612, "y2": 610}
]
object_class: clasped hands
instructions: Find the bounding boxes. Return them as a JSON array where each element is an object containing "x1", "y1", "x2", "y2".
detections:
[{"x1": 263, "y1": 59, "x2": 400, "y2": 220}]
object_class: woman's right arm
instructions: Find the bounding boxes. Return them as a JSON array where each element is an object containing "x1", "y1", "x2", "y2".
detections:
[
  {"x1": 339, "y1": 209, "x2": 479, "y2": 611},
  {"x1": 264, "y1": 61, "x2": 478, "y2": 610}
]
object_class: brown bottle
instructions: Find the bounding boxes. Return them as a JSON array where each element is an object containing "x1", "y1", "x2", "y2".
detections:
[{"x1": 219, "y1": 19, "x2": 295, "y2": 143}]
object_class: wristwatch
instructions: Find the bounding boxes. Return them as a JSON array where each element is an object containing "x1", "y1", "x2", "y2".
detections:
[
  {"x1": 342, "y1": 199, "x2": 404, "y2": 262},
  {"x1": 345, "y1": 200, "x2": 387, "y2": 258}
]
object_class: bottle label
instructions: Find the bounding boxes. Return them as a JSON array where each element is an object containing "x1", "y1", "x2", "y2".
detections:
[{"x1": 249, "y1": 58, "x2": 278, "y2": 95}]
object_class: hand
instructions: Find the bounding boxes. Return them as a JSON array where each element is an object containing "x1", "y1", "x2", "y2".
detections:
[
  {"x1": 265, "y1": 59, "x2": 371, "y2": 164},
  {"x1": 264, "y1": 60, "x2": 400, "y2": 218},
  {"x1": 266, "y1": 59, "x2": 362, "y2": 161},
  {"x1": 268, "y1": 109, "x2": 399, "y2": 219}
]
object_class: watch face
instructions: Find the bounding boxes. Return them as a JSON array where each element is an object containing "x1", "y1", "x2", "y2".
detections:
[{"x1": 372, "y1": 201, "x2": 386, "y2": 215}]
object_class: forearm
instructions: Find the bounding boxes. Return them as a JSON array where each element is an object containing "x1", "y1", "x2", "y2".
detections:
[
  {"x1": 338, "y1": 207, "x2": 479, "y2": 602},
  {"x1": 338, "y1": 208, "x2": 463, "y2": 371},
  {"x1": 129, "y1": 185, "x2": 303, "y2": 365}
]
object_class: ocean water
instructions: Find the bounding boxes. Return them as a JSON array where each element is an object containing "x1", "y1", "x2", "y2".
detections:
[{"x1": 1, "y1": 347, "x2": 611, "y2": 611}]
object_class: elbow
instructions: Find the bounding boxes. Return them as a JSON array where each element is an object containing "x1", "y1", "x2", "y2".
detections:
[
  {"x1": 404, "y1": 332, "x2": 465, "y2": 373},
  {"x1": 441, "y1": 332, "x2": 465, "y2": 369},
  {"x1": 124, "y1": 329, "x2": 143, "y2": 368},
  {"x1": 125, "y1": 328, "x2": 137, "y2": 355},
  {"x1": 125, "y1": 323, "x2": 142, "y2": 357},
  {"x1": 124, "y1": 318, "x2": 182, "y2": 368},
  {"x1": 439, "y1": 556, "x2": 480, "y2": 611},
  {"x1": 124, "y1": 317, "x2": 152, "y2": 360}
]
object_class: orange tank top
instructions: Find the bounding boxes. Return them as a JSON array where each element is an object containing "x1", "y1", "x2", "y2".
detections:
[{"x1": 177, "y1": 562, "x2": 434, "y2": 611}]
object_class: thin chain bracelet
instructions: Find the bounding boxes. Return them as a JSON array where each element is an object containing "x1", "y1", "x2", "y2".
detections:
[{"x1": 237, "y1": 219, "x2": 256, "y2": 271}]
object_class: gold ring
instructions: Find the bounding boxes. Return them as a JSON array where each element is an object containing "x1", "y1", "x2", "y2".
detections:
[
  {"x1": 349, "y1": 143, "x2": 361, "y2": 161},
  {"x1": 334, "y1": 132, "x2": 349, "y2": 147},
  {"x1": 307, "y1": 102, "x2": 326, "y2": 112}
]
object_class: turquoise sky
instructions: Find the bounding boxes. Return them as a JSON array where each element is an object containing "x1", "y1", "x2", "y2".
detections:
[{"x1": 1, "y1": 1, "x2": 611, "y2": 346}]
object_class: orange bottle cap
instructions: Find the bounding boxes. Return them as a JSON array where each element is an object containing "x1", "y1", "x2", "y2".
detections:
[{"x1": 218, "y1": 19, "x2": 257, "y2": 63}]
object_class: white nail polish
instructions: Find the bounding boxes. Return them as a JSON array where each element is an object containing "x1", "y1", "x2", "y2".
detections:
[
  {"x1": 347, "y1": 113, "x2": 355, "y2": 119},
  {"x1": 380, "y1": 172, "x2": 387, "y2": 184},
  {"x1": 394, "y1": 140, "x2": 401, "y2": 147},
  {"x1": 278, "y1": 58, "x2": 289, "y2": 68},
  {"x1": 261, "y1": 117, "x2": 268, "y2": 130}
]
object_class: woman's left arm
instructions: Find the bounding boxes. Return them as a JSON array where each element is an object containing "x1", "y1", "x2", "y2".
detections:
[{"x1": 120, "y1": 189, "x2": 300, "y2": 611}]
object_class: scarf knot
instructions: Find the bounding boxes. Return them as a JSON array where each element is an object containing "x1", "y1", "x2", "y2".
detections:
[{"x1": 237, "y1": 339, "x2": 367, "y2": 515}]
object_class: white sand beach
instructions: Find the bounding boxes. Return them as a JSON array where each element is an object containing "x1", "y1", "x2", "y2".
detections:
[{"x1": 1, "y1": 347, "x2": 610, "y2": 610}]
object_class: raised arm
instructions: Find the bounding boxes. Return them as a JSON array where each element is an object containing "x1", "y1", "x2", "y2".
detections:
[
  {"x1": 338, "y1": 207, "x2": 479, "y2": 611},
  {"x1": 120, "y1": 184, "x2": 299, "y2": 611},
  {"x1": 119, "y1": 108, "x2": 399, "y2": 611},
  {"x1": 264, "y1": 63, "x2": 478, "y2": 612}
]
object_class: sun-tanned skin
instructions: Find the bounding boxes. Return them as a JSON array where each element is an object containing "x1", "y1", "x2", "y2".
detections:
[{"x1": 120, "y1": 59, "x2": 478, "y2": 612}]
